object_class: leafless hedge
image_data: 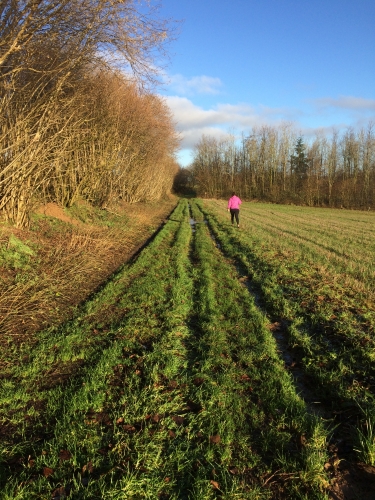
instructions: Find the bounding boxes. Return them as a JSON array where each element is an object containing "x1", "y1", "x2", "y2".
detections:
[{"x1": 0, "y1": 0, "x2": 179, "y2": 227}]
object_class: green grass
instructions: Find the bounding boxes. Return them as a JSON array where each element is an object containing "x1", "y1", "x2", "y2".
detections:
[
  {"x1": 198, "y1": 199, "x2": 375, "y2": 468},
  {"x1": 0, "y1": 234, "x2": 37, "y2": 270},
  {"x1": 0, "y1": 199, "x2": 336, "y2": 498}
]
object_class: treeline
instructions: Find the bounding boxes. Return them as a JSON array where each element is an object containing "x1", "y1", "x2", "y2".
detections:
[
  {"x1": 0, "y1": 0, "x2": 179, "y2": 227},
  {"x1": 188, "y1": 123, "x2": 375, "y2": 209}
]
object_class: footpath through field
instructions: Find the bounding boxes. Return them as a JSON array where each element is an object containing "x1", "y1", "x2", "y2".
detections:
[{"x1": 1, "y1": 199, "x2": 374, "y2": 499}]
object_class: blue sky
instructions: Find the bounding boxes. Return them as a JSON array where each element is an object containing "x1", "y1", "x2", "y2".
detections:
[{"x1": 155, "y1": 0, "x2": 375, "y2": 166}]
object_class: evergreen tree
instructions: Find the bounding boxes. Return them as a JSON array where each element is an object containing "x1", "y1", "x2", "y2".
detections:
[{"x1": 291, "y1": 136, "x2": 309, "y2": 182}]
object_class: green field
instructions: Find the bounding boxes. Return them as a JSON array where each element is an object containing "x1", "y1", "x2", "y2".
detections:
[{"x1": 1, "y1": 199, "x2": 374, "y2": 499}]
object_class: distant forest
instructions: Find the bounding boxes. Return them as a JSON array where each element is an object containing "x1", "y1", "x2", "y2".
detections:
[
  {"x1": 177, "y1": 123, "x2": 375, "y2": 210},
  {"x1": 0, "y1": 0, "x2": 179, "y2": 228}
]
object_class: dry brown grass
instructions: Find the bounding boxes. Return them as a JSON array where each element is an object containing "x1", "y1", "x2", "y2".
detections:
[{"x1": 0, "y1": 197, "x2": 177, "y2": 347}]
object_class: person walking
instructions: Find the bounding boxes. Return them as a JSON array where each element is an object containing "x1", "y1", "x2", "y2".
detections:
[{"x1": 227, "y1": 192, "x2": 242, "y2": 227}]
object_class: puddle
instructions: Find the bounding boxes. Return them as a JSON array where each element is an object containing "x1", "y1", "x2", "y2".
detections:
[
  {"x1": 210, "y1": 230, "x2": 221, "y2": 249},
  {"x1": 189, "y1": 218, "x2": 196, "y2": 231},
  {"x1": 188, "y1": 204, "x2": 209, "y2": 234}
]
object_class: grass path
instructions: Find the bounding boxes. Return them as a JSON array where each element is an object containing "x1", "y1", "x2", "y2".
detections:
[{"x1": 0, "y1": 199, "x2": 338, "y2": 499}]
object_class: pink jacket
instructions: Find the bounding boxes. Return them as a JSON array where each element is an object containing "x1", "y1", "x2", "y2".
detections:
[{"x1": 227, "y1": 195, "x2": 242, "y2": 210}]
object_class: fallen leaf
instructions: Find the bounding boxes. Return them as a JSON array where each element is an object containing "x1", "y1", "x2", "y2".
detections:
[
  {"x1": 210, "y1": 434, "x2": 221, "y2": 444},
  {"x1": 210, "y1": 480, "x2": 220, "y2": 490},
  {"x1": 58, "y1": 450, "x2": 71, "y2": 461},
  {"x1": 186, "y1": 400, "x2": 202, "y2": 412},
  {"x1": 193, "y1": 377, "x2": 204, "y2": 386},
  {"x1": 171, "y1": 415, "x2": 185, "y2": 426},
  {"x1": 51, "y1": 486, "x2": 67, "y2": 499},
  {"x1": 268, "y1": 322, "x2": 281, "y2": 331},
  {"x1": 82, "y1": 461, "x2": 94, "y2": 474},
  {"x1": 123, "y1": 424, "x2": 136, "y2": 432},
  {"x1": 43, "y1": 467, "x2": 54, "y2": 477}
]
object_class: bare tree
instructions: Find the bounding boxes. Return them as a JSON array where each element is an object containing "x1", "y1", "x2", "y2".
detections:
[{"x1": 0, "y1": 0, "x2": 177, "y2": 226}]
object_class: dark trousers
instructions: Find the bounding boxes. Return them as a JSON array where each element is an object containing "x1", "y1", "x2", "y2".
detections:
[{"x1": 230, "y1": 209, "x2": 239, "y2": 225}]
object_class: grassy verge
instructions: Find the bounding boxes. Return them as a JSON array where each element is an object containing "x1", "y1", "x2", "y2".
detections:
[{"x1": 0, "y1": 198, "x2": 176, "y2": 342}]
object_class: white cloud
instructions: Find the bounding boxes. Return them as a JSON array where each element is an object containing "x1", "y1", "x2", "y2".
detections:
[
  {"x1": 164, "y1": 96, "x2": 299, "y2": 151},
  {"x1": 163, "y1": 88, "x2": 375, "y2": 166},
  {"x1": 164, "y1": 74, "x2": 223, "y2": 95},
  {"x1": 313, "y1": 95, "x2": 375, "y2": 111}
]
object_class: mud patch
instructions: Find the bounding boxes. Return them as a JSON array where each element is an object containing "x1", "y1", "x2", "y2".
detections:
[
  {"x1": 36, "y1": 202, "x2": 81, "y2": 225},
  {"x1": 329, "y1": 462, "x2": 375, "y2": 500},
  {"x1": 38, "y1": 359, "x2": 86, "y2": 390}
]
